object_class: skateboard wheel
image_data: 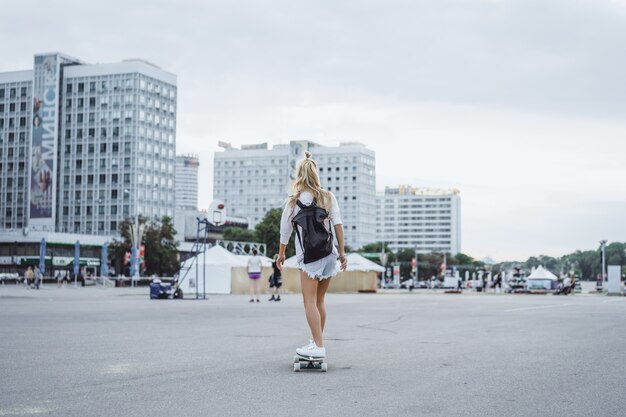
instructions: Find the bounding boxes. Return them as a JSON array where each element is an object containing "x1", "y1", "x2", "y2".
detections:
[
  {"x1": 294, "y1": 363, "x2": 301, "y2": 372},
  {"x1": 321, "y1": 363, "x2": 328, "y2": 372}
]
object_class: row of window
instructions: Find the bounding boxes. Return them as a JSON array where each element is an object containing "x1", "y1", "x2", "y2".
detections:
[
  {"x1": 0, "y1": 191, "x2": 25, "y2": 202},
  {"x1": 62, "y1": 221, "x2": 118, "y2": 233},
  {"x1": 0, "y1": 87, "x2": 28, "y2": 99},
  {"x1": 3, "y1": 208, "x2": 24, "y2": 216},
  {"x1": 383, "y1": 197, "x2": 454, "y2": 202},
  {"x1": 63, "y1": 173, "x2": 132, "y2": 185},
  {"x1": 65, "y1": 78, "x2": 175, "y2": 97},
  {"x1": 0, "y1": 131, "x2": 28, "y2": 143},
  {"x1": 0, "y1": 102, "x2": 29, "y2": 113},
  {"x1": 61, "y1": 188, "x2": 171, "y2": 201},
  {"x1": 0, "y1": 147, "x2": 26, "y2": 158},
  {"x1": 62, "y1": 204, "x2": 132, "y2": 216},
  {"x1": 0, "y1": 117, "x2": 28, "y2": 128},
  {"x1": 387, "y1": 203, "x2": 452, "y2": 208},
  {"x1": 216, "y1": 159, "x2": 286, "y2": 167}
]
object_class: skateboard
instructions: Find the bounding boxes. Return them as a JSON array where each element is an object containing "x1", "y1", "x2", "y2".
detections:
[{"x1": 293, "y1": 354, "x2": 327, "y2": 372}]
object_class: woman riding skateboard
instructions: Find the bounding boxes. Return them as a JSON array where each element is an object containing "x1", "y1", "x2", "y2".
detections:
[{"x1": 277, "y1": 151, "x2": 347, "y2": 360}]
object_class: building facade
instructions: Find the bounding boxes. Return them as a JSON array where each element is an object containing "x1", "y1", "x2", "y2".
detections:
[
  {"x1": 0, "y1": 52, "x2": 177, "y2": 237},
  {"x1": 175, "y1": 154, "x2": 199, "y2": 211},
  {"x1": 376, "y1": 185, "x2": 461, "y2": 254},
  {"x1": 213, "y1": 141, "x2": 376, "y2": 250},
  {"x1": 0, "y1": 71, "x2": 32, "y2": 231}
]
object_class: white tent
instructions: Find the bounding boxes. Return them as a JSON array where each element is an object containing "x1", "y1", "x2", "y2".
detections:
[
  {"x1": 526, "y1": 265, "x2": 558, "y2": 290},
  {"x1": 178, "y1": 245, "x2": 246, "y2": 295},
  {"x1": 236, "y1": 254, "x2": 274, "y2": 268},
  {"x1": 281, "y1": 253, "x2": 384, "y2": 293},
  {"x1": 344, "y1": 253, "x2": 385, "y2": 272}
]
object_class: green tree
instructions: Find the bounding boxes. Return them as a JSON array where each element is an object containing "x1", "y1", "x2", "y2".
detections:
[
  {"x1": 107, "y1": 216, "x2": 148, "y2": 276},
  {"x1": 222, "y1": 227, "x2": 258, "y2": 243},
  {"x1": 108, "y1": 216, "x2": 179, "y2": 277},
  {"x1": 394, "y1": 249, "x2": 415, "y2": 279},
  {"x1": 358, "y1": 242, "x2": 395, "y2": 266},
  {"x1": 254, "y1": 208, "x2": 295, "y2": 258},
  {"x1": 143, "y1": 216, "x2": 180, "y2": 276},
  {"x1": 453, "y1": 253, "x2": 475, "y2": 267}
]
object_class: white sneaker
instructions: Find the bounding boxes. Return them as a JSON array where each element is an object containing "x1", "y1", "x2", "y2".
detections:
[{"x1": 296, "y1": 341, "x2": 326, "y2": 359}]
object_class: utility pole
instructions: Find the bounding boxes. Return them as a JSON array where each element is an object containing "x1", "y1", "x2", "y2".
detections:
[{"x1": 599, "y1": 240, "x2": 607, "y2": 291}]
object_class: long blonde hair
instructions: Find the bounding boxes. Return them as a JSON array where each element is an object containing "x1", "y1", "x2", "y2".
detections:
[{"x1": 288, "y1": 151, "x2": 330, "y2": 211}]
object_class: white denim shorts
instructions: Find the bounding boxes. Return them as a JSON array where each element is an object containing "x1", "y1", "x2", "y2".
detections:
[{"x1": 298, "y1": 253, "x2": 339, "y2": 281}]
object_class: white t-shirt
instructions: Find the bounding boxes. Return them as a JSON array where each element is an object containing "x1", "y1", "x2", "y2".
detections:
[
  {"x1": 247, "y1": 256, "x2": 262, "y2": 273},
  {"x1": 279, "y1": 191, "x2": 343, "y2": 263}
]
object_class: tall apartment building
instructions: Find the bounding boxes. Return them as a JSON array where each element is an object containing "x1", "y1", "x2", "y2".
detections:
[
  {"x1": 213, "y1": 140, "x2": 376, "y2": 250},
  {"x1": 376, "y1": 185, "x2": 461, "y2": 254},
  {"x1": 175, "y1": 154, "x2": 199, "y2": 211},
  {"x1": 0, "y1": 72, "x2": 31, "y2": 230},
  {"x1": 0, "y1": 52, "x2": 177, "y2": 236}
]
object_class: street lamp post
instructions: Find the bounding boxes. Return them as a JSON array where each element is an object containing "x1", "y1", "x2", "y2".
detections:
[{"x1": 599, "y1": 240, "x2": 607, "y2": 291}]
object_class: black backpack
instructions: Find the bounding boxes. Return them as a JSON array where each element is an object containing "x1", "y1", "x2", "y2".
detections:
[{"x1": 291, "y1": 200, "x2": 334, "y2": 264}]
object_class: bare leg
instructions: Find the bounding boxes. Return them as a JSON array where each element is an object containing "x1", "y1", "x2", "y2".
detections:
[
  {"x1": 316, "y1": 277, "x2": 331, "y2": 332},
  {"x1": 300, "y1": 272, "x2": 323, "y2": 347},
  {"x1": 249, "y1": 279, "x2": 254, "y2": 299},
  {"x1": 254, "y1": 279, "x2": 261, "y2": 299}
]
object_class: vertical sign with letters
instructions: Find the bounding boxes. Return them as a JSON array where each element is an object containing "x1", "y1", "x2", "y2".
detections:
[{"x1": 29, "y1": 54, "x2": 60, "y2": 230}]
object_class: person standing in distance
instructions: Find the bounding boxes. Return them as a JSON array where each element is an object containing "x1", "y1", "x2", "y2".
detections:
[
  {"x1": 276, "y1": 151, "x2": 348, "y2": 360},
  {"x1": 269, "y1": 254, "x2": 282, "y2": 301},
  {"x1": 247, "y1": 249, "x2": 262, "y2": 303}
]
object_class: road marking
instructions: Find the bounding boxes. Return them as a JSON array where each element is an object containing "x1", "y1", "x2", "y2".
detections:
[
  {"x1": 103, "y1": 363, "x2": 131, "y2": 374},
  {"x1": 0, "y1": 407, "x2": 52, "y2": 416},
  {"x1": 504, "y1": 303, "x2": 578, "y2": 312},
  {"x1": 601, "y1": 298, "x2": 625, "y2": 304}
]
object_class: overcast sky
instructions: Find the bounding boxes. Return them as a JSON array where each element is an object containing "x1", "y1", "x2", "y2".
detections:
[{"x1": 3, "y1": 0, "x2": 626, "y2": 261}]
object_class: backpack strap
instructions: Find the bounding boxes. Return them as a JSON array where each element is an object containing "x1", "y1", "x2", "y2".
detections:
[
  {"x1": 296, "y1": 198, "x2": 318, "y2": 209},
  {"x1": 294, "y1": 223, "x2": 305, "y2": 254}
]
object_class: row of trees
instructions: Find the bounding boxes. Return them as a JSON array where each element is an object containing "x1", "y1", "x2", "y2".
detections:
[
  {"x1": 495, "y1": 242, "x2": 626, "y2": 280},
  {"x1": 107, "y1": 216, "x2": 180, "y2": 277},
  {"x1": 359, "y1": 242, "x2": 487, "y2": 280}
]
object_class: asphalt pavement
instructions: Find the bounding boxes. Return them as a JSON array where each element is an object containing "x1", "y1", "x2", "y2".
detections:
[{"x1": 0, "y1": 285, "x2": 624, "y2": 417}]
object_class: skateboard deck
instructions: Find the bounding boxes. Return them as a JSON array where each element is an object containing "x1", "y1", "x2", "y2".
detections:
[{"x1": 293, "y1": 354, "x2": 327, "y2": 372}]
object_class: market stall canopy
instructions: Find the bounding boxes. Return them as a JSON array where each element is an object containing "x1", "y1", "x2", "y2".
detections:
[
  {"x1": 182, "y1": 244, "x2": 248, "y2": 268},
  {"x1": 526, "y1": 265, "x2": 558, "y2": 280},
  {"x1": 283, "y1": 253, "x2": 385, "y2": 273}
]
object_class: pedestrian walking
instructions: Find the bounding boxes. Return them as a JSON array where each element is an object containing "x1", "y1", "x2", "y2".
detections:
[
  {"x1": 247, "y1": 249, "x2": 262, "y2": 303},
  {"x1": 277, "y1": 151, "x2": 348, "y2": 361},
  {"x1": 33, "y1": 266, "x2": 42, "y2": 290},
  {"x1": 268, "y1": 254, "x2": 283, "y2": 301},
  {"x1": 25, "y1": 267, "x2": 33, "y2": 289}
]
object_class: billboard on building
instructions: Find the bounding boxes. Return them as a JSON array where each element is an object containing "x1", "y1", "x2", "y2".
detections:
[
  {"x1": 183, "y1": 156, "x2": 199, "y2": 167},
  {"x1": 29, "y1": 54, "x2": 60, "y2": 229}
]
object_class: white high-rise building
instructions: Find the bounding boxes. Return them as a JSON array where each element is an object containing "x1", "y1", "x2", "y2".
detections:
[
  {"x1": 213, "y1": 140, "x2": 376, "y2": 250},
  {"x1": 175, "y1": 154, "x2": 199, "y2": 211},
  {"x1": 376, "y1": 185, "x2": 461, "y2": 254},
  {"x1": 0, "y1": 52, "x2": 177, "y2": 235}
]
